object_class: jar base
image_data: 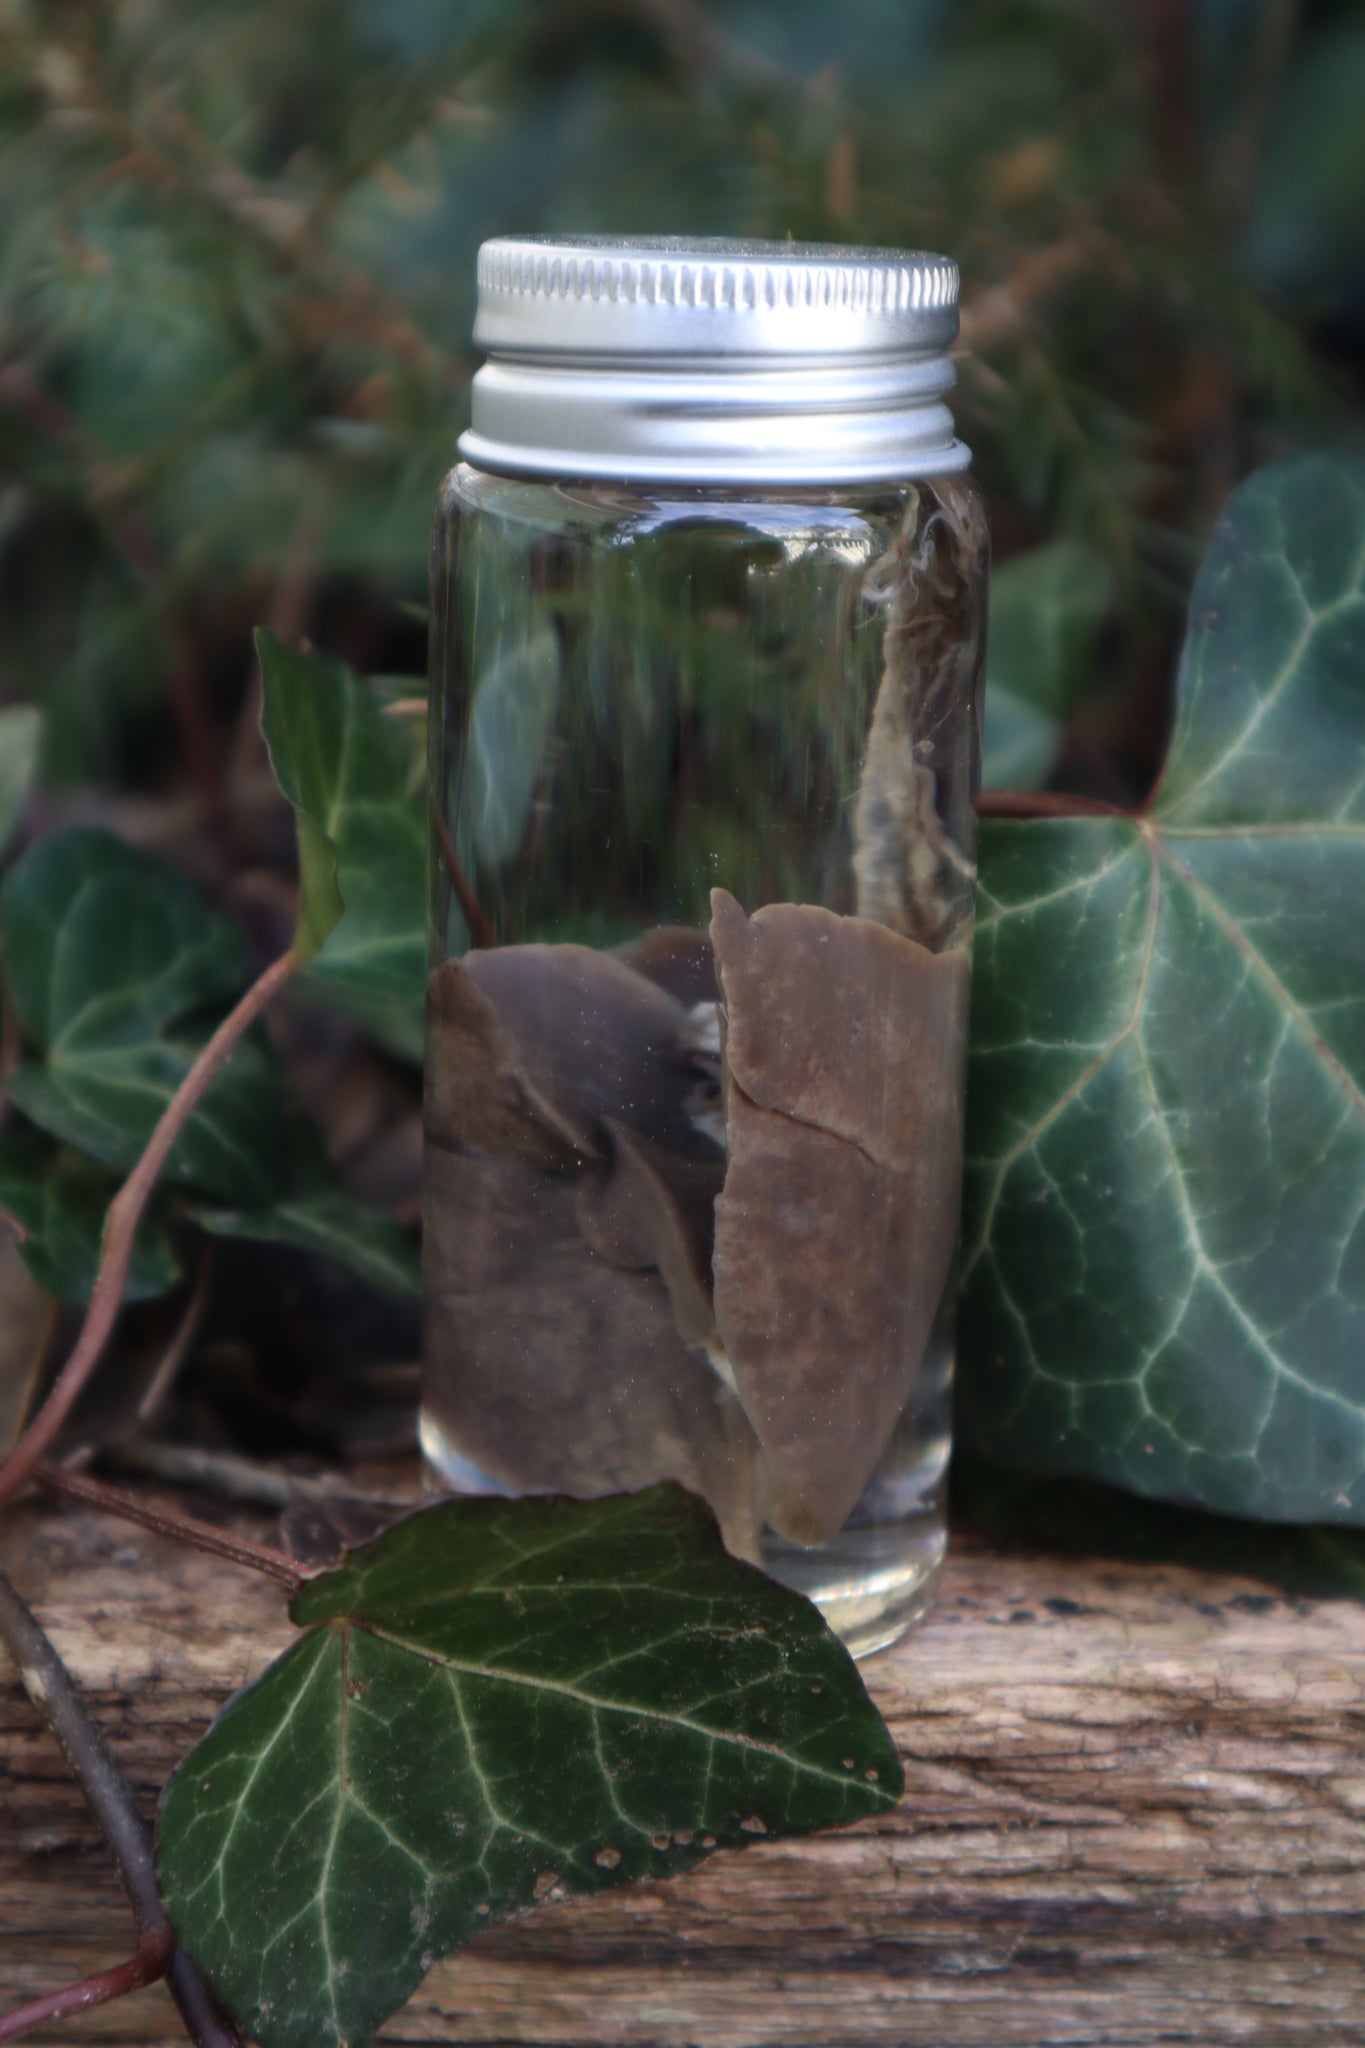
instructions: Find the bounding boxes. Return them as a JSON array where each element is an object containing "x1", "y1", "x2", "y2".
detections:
[
  {"x1": 760, "y1": 1517, "x2": 946, "y2": 1659},
  {"x1": 421, "y1": 1405, "x2": 943, "y2": 1659}
]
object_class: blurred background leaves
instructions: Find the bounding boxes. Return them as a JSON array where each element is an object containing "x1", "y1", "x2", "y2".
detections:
[
  {"x1": 0, "y1": 0, "x2": 1361, "y2": 1517},
  {"x1": 2, "y1": 0, "x2": 1362, "y2": 808}
]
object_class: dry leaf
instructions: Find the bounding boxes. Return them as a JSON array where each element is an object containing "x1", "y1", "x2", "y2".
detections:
[
  {"x1": 710, "y1": 890, "x2": 968, "y2": 1544},
  {"x1": 424, "y1": 1145, "x2": 762, "y2": 1556}
]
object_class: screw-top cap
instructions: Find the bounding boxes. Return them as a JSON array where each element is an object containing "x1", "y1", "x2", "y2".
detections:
[{"x1": 460, "y1": 235, "x2": 969, "y2": 487}]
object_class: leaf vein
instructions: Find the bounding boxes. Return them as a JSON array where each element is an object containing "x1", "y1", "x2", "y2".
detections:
[{"x1": 363, "y1": 1623, "x2": 857, "y2": 1791}]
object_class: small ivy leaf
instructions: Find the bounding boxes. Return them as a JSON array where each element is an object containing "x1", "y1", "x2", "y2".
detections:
[
  {"x1": 961, "y1": 453, "x2": 1365, "y2": 1522},
  {"x1": 256, "y1": 631, "x2": 342, "y2": 964},
  {"x1": 257, "y1": 630, "x2": 426, "y2": 1021},
  {"x1": 0, "y1": 705, "x2": 41, "y2": 855},
  {"x1": 190, "y1": 1128, "x2": 420, "y2": 1299},
  {"x1": 0, "y1": 1120, "x2": 181, "y2": 1303},
  {"x1": 0, "y1": 827, "x2": 416, "y2": 1293},
  {"x1": 0, "y1": 827, "x2": 287, "y2": 1203},
  {"x1": 305, "y1": 982, "x2": 425, "y2": 1067},
  {"x1": 159, "y1": 1485, "x2": 902, "y2": 2048},
  {"x1": 982, "y1": 540, "x2": 1114, "y2": 789}
]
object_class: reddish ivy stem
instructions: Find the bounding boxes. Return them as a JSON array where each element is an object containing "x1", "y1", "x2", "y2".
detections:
[
  {"x1": 0, "y1": 1570, "x2": 240, "y2": 2048},
  {"x1": 0, "y1": 1925, "x2": 175, "y2": 2043},
  {"x1": 0, "y1": 947, "x2": 299, "y2": 1511},
  {"x1": 975, "y1": 789, "x2": 1128, "y2": 820},
  {"x1": 429, "y1": 793, "x2": 498, "y2": 948},
  {"x1": 40, "y1": 1468, "x2": 309, "y2": 1593}
]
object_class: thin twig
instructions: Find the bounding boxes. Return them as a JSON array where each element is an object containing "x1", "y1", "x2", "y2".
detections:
[
  {"x1": 0, "y1": 1572, "x2": 159, "y2": 1933},
  {"x1": 107, "y1": 1438, "x2": 304, "y2": 1509},
  {"x1": 0, "y1": 949, "x2": 298, "y2": 1509},
  {"x1": 39, "y1": 1468, "x2": 309, "y2": 1592},
  {"x1": 102, "y1": 1437, "x2": 404, "y2": 1513},
  {"x1": 136, "y1": 1244, "x2": 216, "y2": 1427},
  {"x1": 0, "y1": 1570, "x2": 241, "y2": 2048},
  {"x1": 429, "y1": 794, "x2": 498, "y2": 948},
  {"x1": 0, "y1": 1925, "x2": 174, "y2": 2044}
]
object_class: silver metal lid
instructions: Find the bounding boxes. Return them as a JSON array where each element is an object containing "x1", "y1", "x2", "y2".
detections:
[{"x1": 460, "y1": 235, "x2": 969, "y2": 486}]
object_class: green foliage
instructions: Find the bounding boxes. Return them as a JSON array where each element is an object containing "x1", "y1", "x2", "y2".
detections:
[
  {"x1": 0, "y1": 1123, "x2": 180, "y2": 1303},
  {"x1": 191, "y1": 1174, "x2": 419, "y2": 1302},
  {"x1": 159, "y1": 1484, "x2": 900, "y2": 2048},
  {"x1": 0, "y1": 827, "x2": 418, "y2": 1300},
  {"x1": 0, "y1": 707, "x2": 40, "y2": 854},
  {"x1": 1244, "y1": 18, "x2": 1365, "y2": 316},
  {"x1": 955, "y1": 1456, "x2": 1365, "y2": 1604},
  {"x1": 5, "y1": 455, "x2": 1357, "y2": 1514},
  {"x1": 50, "y1": 456, "x2": 1344, "y2": 1527},
  {"x1": 2, "y1": 0, "x2": 1355, "y2": 795},
  {"x1": 960, "y1": 455, "x2": 1365, "y2": 1521},
  {"x1": 258, "y1": 640, "x2": 345, "y2": 968},
  {"x1": 4, "y1": 11, "x2": 1358, "y2": 2028},
  {"x1": 981, "y1": 540, "x2": 1113, "y2": 788},
  {"x1": 258, "y1": 630, "x2": 427, "y2": 1058},
  {"x1": 218, "y1": 459, "x2": 1365, "y2": 1528},
  {"x1": 1, "y1": 827, "x2": 282, "y2": 1200}
]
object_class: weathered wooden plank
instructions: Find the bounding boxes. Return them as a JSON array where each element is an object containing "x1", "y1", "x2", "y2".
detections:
[{"x1": 2, "y1": 1497, "x2": 1363, "y2": 2045}]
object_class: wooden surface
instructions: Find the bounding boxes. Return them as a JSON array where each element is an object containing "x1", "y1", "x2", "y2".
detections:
[{"x1": 2, "y1": 1495, "x2": 1364, "y2": 2046}]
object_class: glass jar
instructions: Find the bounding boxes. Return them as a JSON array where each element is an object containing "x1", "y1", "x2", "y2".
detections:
[{"x1": 424, "y1": 236, "x2": 988, "y2": 1654}]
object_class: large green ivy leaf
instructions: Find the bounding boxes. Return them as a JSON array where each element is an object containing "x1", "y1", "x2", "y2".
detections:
[
  {"x1": 954, "y1": 1455, "x2": 1365, "y2": 1603},
  {"x1": 981, "y1": 540, "x2": 1113, "y2": 789},
  {"x1": 258, "y1": 631, "x2": 427, "y2": 1033},
  {"x1": 960, "y1": 454, "x2": 1365, "y2": 1522},
  {"x1": 0, "y1": 827, "x2": 287, "y2": 1203},
  {"x1": 0, "y1": 1121, "x2": 181, "y2": 1303},
  {"x1": 159, "y1": 1486, "x2": 901, "y2": 2048}
]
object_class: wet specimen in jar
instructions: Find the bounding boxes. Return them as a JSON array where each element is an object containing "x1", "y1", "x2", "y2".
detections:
[{"x1": 424, "y1": 470, "x2": 988, "y2": 1634}]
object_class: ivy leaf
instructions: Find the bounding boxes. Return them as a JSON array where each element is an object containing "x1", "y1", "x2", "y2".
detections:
[
  {"x1": 0, "y1": 1121, "x2": 181, "y2": 1303},
  {"x1": 191, "y1": 1141, "x2": 420, "y2": 1299},
  {"x1": 0, "y1": 827, "x2": 287, "y2": 1203},
  {"x1": 258, "y1": 630, "x2": 427, "y2": 1029},
  {"x1": 0, "y1": 705, "x2": 41, "y2": 854},
  {"x1": 159, "y1": 1485, "x2": 901, "y2": 2048},
  {"x1": 981, "y1": 540, "x2": 1113, "y2": 789},
  {"x1": 0, "y1": 827, "x2": 417, "y2": 1293},
  {"x1": 1243, "y1": 18, "x2": 1365, "y2": 315},
  {"x1": 960, "y1": 454, "x2": 1365, "y2": 1523},
  {"x1": 955, "y1": 1454, "x2": 1365, "y2": 1602}
]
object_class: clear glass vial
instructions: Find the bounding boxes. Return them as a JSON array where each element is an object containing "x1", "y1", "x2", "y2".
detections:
[{"x1": 424, "y1": 235, "x2": 988, "y2": 1654}]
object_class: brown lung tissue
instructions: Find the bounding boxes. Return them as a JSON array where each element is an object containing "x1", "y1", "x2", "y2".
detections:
[
  {"x1": 424, "y1": 944, "x2": 762, "y2": 1556},
  {"x1": 709, "y1": 889, "x2": 968, "y2": 1546},
  {"x1": 425, "y1": 890, "x2": 967, "y2": 1558},
  {"x1": 853, "y1": 475, "x2": 988, "y2": 951}
]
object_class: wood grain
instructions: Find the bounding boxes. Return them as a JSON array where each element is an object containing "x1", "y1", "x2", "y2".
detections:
[{"x1": 2, "y1": 1495, "x2": 1363, "y2": 2046}]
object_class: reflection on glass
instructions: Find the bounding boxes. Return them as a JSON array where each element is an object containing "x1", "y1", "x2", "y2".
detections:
[{"x1": 424, "y1": 468, "x2": 988, "y2": 1653}]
